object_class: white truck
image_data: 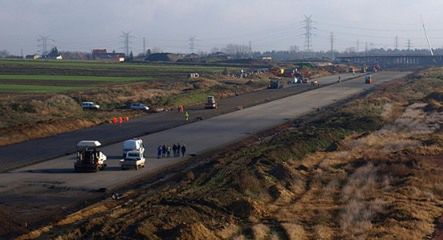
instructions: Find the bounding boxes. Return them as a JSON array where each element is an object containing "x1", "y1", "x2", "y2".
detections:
[
  {"x1": 120, "y1": 150, "x2": 146, "y2": 170},
  {"x1": 74, "y1": 140, "x2": 107, "y2": 172},
  {"x1": 122, "y1": 139, "x2": 145, "y2": 158}
]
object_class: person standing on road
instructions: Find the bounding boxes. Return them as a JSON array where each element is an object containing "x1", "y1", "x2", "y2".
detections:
[
  {"x1": 167, "y1": 145, "x2": 172, "y2": 157},
  {"x1": 162, "y1": 145, "x2": 167, "y2": 158},
  {"x1": 184, "y1": 111, "x2": 190, "y2": 121},
  {"x1": 338, "y1": 75, "x2": 341, "y2": 82},
  {"x1": 172, "y1": 144, "x2": 177, "y2": 157},
  {"x1": 181, "y1": 144, "x2": 186, "y2": 157},
  {"x1": 157, "y1": 145, "x2": 162, "y2": 159}
]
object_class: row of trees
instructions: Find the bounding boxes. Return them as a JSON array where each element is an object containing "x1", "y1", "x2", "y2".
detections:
[{"x1": 0, "y1": 44, "x2": 440, "y2": 61}]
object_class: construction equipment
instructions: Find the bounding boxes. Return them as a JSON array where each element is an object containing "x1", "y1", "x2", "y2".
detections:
[
  {"x1": 74, "y1": 140, "x2": 107, "y2": 172},
  {"x1": 122, "y1": 139, "x2": 145, "y2": 158},
  {"x1": 268, "y1": 78, "x2": 284, "y2": 89},
  {"x1": 311, "y1": 80, "x2": 320, "y2": 87},
  {"x1": 205, "y1": 96, "x2": 217, "y2": 109}
]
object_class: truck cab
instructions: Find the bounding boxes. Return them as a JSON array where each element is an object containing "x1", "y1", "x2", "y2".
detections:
[
  {"x1": 120, "y1": 150, "x2": 146, "y2": 170},
  {"x1": 122, "y1": 139, "x2": 145, "y2": 158},
  {"x1": 74, "y1": 140, "x2": 107, "y2": 172},
  {"x1": 205, "y1": 96, "x2": 217, "y2": 109}
]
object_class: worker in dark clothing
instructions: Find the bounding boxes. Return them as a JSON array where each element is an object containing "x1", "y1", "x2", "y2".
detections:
[
  {"x1": 176, "y1": 143, "x2": 181, "y2": 157},
  {"x1": 157, "y1": 145, "x2": 162, "y2": 159},
  {"x1": 173, "y1": 144, "x2": 178, "y2": 157},
  {"x1": 181, "y1": 145, "x2": 186, "y2": 157},
  {"x1": 162, "y1": 145, "x2": 167, "y2": 158}
]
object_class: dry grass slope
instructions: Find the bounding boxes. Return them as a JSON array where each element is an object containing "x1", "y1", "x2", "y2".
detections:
[{"x1": 18, "y1": 68, "x2": 443, "y2": 240}]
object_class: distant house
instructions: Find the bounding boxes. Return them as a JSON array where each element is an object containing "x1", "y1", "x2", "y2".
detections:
[{"x1": 92, "y1": 49, "x2": 125, "y2": 62}]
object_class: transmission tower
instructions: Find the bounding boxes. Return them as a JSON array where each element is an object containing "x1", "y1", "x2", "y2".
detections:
[
  {"x1": 407, "y1": 39, "x2": 412, "y2": 51},
  {"x1": 302, "y1": 15, "x2": 315, "y2": 52},
  {"x1": 143, "y1": 37, "x2": 146, "y2": 56},
  {"x1": 121, "y1": 32, "x2": 133, "y2": 56},
  {"x1": 37, "y1": 35, "x2": 54, "y2": 56},
  {"x1": 365, "y1": 42, "x2": 369, "y2": 56},
  {"x1": 330, "y1": 32, "x2": 335, "y2": 60},
  {"x1": 356, "y1": 40, "x2": 360, "y2": 52},
  {"x1": 188, "y1": 36, "x2": 196, "y2": 53}
]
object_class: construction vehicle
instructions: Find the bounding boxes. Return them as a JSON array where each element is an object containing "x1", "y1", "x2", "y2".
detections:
[
  {"x1": 120, "y1": 150, "x2": 146, "y2": 170},
  {"x1": 74, "y1": 140, "x2": 107, "y2": 172},
  {"x1": 268, "y1": 78, "x2": 284, "y2": 89},
  {"x1": 122, "y1": 139, "x2": 145, "y2": 158},
  {"x1": 205, "y1": 96, "x2": 217, "y2": 109},
  {"x1": 311, "y1": 80, "x2": 320, "y2": 87},
  {"x1": 365, "y1": 75, "x2": 372, "y2": 84}
]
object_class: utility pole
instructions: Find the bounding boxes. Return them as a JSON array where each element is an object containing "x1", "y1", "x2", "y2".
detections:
[
  {"x1": 356, "y1": 40, "x2": 360, "y2": 52},
  {"x1": 365, "y1": 42, "x2": 369, "y2": 56},
  {"x1": 407, "y1": 39, "x2": 412, "y2": 51},
  {"x1": 37, "y1": 35, "x2": 54, "y2": 56},
  {"x1": 330, "y1": 32, "x2": 335, "y2": 60},
  {"x1": 143, "y1": 37, "x2": 146, "y2": 56},
  {"x1": 188, "y1": 36, "x2": 195, "y2": 53},
  {"x1": 20, "y1": 49, "x2": 23, "y2": 59},
  {"x1": 395, "y1": 36, "x2": 399, "y2": 49},
  {"x1": 302, "y1": 15, "x2": 315, "y2": 52},
  {"x1": 121, "y1": 32, "x2": 133, "y2": 56}
]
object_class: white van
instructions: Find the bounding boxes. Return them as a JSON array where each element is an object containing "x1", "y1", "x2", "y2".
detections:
[
  {"x1": 122, "y1": 139, "x2": 145, "y2": 158},
  {"x1": 120, "y1": 150, "x2": 145, "y2": 170}
]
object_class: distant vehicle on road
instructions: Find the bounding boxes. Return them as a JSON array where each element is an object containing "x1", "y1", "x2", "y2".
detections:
[
  {"x1": 74, "y1": 140, "x2": 107, "y2": 172},
  {"x1": 205, "y1": 96, "x2": 217, "y2": 109},
  {"x1": 120, "y1": 150, "x2": 145, "y2": 170},
  {"x1": 268, "y1": 78, "x2": 284, "y2": 89},
  {"x1": 81, "y1": 101, "x2": 100, "y2": 110},
  {"x1": 129, "y1": 103, "x2": 150, "y2": 111},
  {"x1": 122, "y1": 139, "x2": 145, "y2": 158},
  {"x1": 311, "y1": 80, "x2": 320, "y2": 87}
]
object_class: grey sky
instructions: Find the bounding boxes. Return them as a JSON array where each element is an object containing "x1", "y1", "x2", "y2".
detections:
[{"x1": 1, "y1": 0, "x2": 443, "y2": 55}]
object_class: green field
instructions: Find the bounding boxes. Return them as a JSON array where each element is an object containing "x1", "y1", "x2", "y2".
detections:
[{"x1": 0, "y1": 59, "x2": 229, "y2": 93}]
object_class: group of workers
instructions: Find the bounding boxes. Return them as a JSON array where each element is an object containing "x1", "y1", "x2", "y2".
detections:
[{"x1": 157, "y1": 143, "x2": 186, "y2": 158}]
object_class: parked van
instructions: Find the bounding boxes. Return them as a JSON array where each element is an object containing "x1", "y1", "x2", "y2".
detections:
[
  {"x1": 120, "y1": 150, "x2": 145, "y2": 170},
  {"x1": 122, "y1": 139, "x2": 145, "y2": 158}
]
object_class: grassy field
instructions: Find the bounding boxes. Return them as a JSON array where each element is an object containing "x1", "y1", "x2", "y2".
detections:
[{"x1": 0, "y1": 59, "x2": 229, "y2": 93}]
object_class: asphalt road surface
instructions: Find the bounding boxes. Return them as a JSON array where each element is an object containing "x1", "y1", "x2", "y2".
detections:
[
  {"x1": 0, "y1": 71, "x2": 409, "y2": 194},
  {"x1": 0, "y1": 73, "x2": 359, "y2": 172}
]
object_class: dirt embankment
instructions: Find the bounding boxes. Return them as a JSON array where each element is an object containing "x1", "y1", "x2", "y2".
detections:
[
  {"x1": 0, "y1": 74, "x2": 269, "y2": 146},
  {"x1": 16, "y1": 68, "x2": 443, "y2": 239}
]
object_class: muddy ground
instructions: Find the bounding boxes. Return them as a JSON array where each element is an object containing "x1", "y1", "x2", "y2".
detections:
[{"x1": 9, "y1": 68, "x2": 443, "y2": 239}]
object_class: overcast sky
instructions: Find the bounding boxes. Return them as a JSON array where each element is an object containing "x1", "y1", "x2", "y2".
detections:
[{"x1": 2, "y1": 0, "x2": 443, "y2": 55}]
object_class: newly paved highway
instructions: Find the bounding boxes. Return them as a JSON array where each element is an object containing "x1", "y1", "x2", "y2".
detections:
[
  {"x1": 0, "y1": 71, "x2": 409, "y2": 194},
  {"x1": 0, "y1": 73, "x2": 358, "y2": 171}
]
